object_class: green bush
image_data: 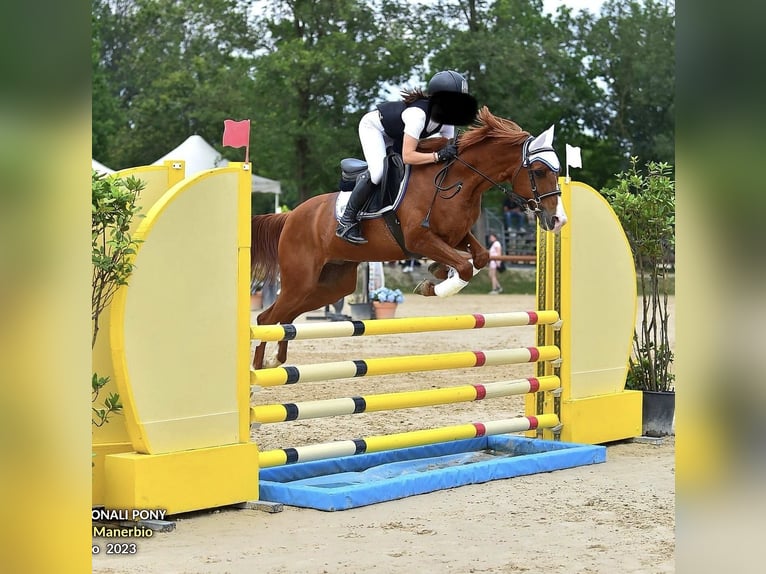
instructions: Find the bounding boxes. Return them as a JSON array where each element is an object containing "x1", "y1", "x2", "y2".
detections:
[
  {"x1": 91, "y1": 170, "x2": 144, "y2": 426},
  {"x1": 603, "y1": 158, "x2": 675, "y2": 392}
]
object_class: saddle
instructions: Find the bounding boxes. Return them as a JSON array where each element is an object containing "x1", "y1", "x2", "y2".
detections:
[{"x1": 335, "y1": 148, "x2": 409, "y2": 220}]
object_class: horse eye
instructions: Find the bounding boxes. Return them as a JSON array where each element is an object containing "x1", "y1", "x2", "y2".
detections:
[{"x1": 533, "y1": 169, "x2": 546, "y2": 178}]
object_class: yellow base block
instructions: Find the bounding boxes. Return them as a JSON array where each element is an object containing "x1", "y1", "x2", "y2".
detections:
[
  {"x1": 525, "y1": 390, "x2": 642, "y2": 443},
  {"x1": 92, "y1": 442, "x2": 134, "y2": 507},
  {"x1": 559, "y1": 390, "x2": 643, "y2": 444},
  {"x1": 104, "y1": 443, "x2": 260, "y2": 515}
]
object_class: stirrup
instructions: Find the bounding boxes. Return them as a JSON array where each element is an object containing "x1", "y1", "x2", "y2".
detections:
[{"x1": 336, "y1": 223, "x2": 367, "y2": 244}]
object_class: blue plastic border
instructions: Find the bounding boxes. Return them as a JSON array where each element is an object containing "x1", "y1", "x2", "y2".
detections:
[{"x1": 259, "y1": 435, "x2": 606, "y2": 511}]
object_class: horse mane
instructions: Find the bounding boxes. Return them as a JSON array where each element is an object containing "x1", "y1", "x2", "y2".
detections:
[{"x1": 458, "y1": 106, "x2": 529, "y2": 151}]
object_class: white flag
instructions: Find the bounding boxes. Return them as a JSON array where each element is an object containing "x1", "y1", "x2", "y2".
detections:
[{"x1": 566, "y1": 144, "x2": 582, "y2": 169}]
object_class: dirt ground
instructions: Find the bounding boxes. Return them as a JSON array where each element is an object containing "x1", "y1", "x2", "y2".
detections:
[{"x1": 93, "y1": 293, "x2": 675, "y2": 574}]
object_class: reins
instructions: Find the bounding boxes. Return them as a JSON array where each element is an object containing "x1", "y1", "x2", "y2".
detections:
[
  {"x1": 420, "y1": 135, "x2": 562, "y2": 229},
  {"x1": 421, "y1": 160, "x2": 462, "y2": 228}
]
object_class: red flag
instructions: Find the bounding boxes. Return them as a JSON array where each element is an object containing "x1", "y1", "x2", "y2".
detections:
[{"x1": 223, "y1": 119, "x2": 251, "y2": 161}]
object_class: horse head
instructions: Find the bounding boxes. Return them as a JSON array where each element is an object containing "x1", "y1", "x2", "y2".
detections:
[
  {"x1": 458, "y1": 107, "x2": 567, "y2": 232},
  {"x1": 513, "y1": 124, "x2": 567, "y2": 232}
]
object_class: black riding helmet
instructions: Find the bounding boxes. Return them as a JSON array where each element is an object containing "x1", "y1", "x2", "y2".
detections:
[{"x1": 427, "y1": 70, "x2": 478, "y2": 126}]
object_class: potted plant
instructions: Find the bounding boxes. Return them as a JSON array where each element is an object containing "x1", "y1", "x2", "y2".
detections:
[
  {"x1": 369, "y1": 287, "x2": 405, "y2": 319},
  {"x1": 603, "y1": 158, "x2": 675, "y2": 437}
]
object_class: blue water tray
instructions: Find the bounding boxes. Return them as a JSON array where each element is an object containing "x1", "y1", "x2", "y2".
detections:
[{"x1": 259, "y1": 435, "x2": 606, "y2": 511}]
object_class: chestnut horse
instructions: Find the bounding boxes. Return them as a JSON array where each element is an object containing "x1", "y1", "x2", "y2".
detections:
[{"x1": 251, "y1": 107, "x2": 567, "y2": 369}]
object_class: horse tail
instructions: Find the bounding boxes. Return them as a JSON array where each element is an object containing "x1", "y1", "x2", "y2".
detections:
[{"x1": 251, "y1": 212, "x2": 289, "y2": 285}]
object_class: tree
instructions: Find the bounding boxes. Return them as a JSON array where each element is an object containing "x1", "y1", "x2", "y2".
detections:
[
  {"x1": 248, "y1": 0, "x2": 428, "y2": 206},
  {"x1": 91, "y1": 0, "x2": 674, "y2": 201},
  {"x1": 92, "y1": 0, "x2": 255, "y2": 169},
  {"x1": 585, "y1": 0, "x2": 675, "y2": 167},
  {"x1": 423, "y1": 0, "x2": 609, "y2": 202},
  {"x1": 92, "y1": 10, "x2": 124, "y2": 164},
  {"x1": 422, "y1": 1, "x2": 674, "y2": 190}
]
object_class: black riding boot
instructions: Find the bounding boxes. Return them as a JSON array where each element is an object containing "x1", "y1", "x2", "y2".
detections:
[{"x1": 336, "y1": 171, "x2": 374, "y2": 244}]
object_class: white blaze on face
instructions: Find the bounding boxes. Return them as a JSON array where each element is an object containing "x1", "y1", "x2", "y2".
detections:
[{"x1": 553, "y1": 198, "x2": 568, "y2": 232}]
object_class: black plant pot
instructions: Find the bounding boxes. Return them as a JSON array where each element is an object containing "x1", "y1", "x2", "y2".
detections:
[{"x1": 642, "y1": 390, "x2": 675, "y2": 437}]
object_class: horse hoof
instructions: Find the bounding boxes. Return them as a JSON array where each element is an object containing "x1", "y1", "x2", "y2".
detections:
[
  {"x1": 263, "y1": 356, "x2": 284, "y2": 369},
  {"x1": 265, "y1": 345, "x2": 284, "y2": 368},
  {"x1": 414, "y1": 279, "x2": 435, "y2": 296},
  {"x1": 427, "y1": 261, "x2": 449, "y2": 280}
]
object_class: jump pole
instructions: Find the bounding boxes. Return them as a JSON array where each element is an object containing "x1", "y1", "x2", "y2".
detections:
[
  {"x1": 251, "y1": 375, "x2": 560, "y2": 424},
  {"x1": 250, "y1": 346, "x2": 560, "y2": 387},
  {"x1": 251, "y1": 310, "x2": 561, "y2": 343},
  {"x1": 258, "y1": 414, "x2": 561, "y2": 468}
]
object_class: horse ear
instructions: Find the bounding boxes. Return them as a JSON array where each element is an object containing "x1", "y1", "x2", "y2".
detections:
[
  {"x1": 528, "y1": 125, "x2": 560, "y2": 172},
  {"x1": 529, "y1": 125, "x2": 555, "y2": 151}
]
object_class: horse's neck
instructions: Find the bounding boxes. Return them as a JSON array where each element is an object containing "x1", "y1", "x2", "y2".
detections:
[
  {"x1": 445, "y1": 150, "x2": 506, "y2": 200},
  {"x1": 408, "y1": 141, "x2": 521, "y2": 205}
]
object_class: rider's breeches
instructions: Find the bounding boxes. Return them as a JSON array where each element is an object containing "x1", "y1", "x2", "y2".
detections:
[{"x1": 358, "y1": 111, "x2": 389, "y2": 185}]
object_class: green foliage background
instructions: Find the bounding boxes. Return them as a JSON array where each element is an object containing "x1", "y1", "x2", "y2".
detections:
[{"x1": 92, "y1": 0, "x2": 674, "y2": 215}]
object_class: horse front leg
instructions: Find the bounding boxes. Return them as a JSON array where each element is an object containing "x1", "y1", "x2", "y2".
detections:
[
  {"x1": 427, "y1": 233, "x2": 489, "y2": 282},
  {"x1": 412, "y1": 237, "x2": 482, "y2": 297},
  {"x1": 252, "y1": 304, "x2": 290, "y2": 370},
  {"x1": 275, "y1": 341, "x2": 288, "y2": 366},
  {"x1": 465, "y1": 231, "x2": 490, "y2": 269}
]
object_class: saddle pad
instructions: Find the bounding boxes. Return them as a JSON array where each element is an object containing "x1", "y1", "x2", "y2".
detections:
[{"x1": 334, "y1": 165, "x2": 412, "y2": 221}]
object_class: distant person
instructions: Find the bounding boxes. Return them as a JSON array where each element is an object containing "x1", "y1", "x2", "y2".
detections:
[
  {"x1": 503, "y1": 196, "x2": 526, "y2": 232},
  {"x1": 488, "y1": 233, "x2": 503, "y2": 294},
  {"x1": 401, "y1": 257, "x2": 422, "y2": 273}
]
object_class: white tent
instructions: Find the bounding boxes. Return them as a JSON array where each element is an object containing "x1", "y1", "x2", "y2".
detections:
[
  {"x1": 153, "y1": 135, "x2": 281, "y2": 211},
  {"x1": 92, "y1": 159, "x2": 115, "y2": 174}
]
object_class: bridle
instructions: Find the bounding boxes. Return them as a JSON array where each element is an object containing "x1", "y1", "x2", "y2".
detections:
[
  {"x1": 508, "y1": 136, "x2": 563, "y2": 209},
  {"x1": 426, "y1": 135, "x2": 562, "y2": 222}
]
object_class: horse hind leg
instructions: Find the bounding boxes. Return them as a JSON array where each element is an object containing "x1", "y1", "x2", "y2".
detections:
[
  {"x1": 253, "y1": 332, "x2": 289, "y2": 369},
  {"x1": 275, "y1": 341, "x2": 288, "y2": 367},
  {"x1": 252, "y1": 329, "x2": 282, "y2": 370},
  {"x1": 253, "y1": 341, "x2": 268, "y2": 370},
  {"x1": 252, "y1": 305, "x2": 291, "y2": 370},
  {"x1": 263, "y1": 341, "x2": 287, "y2": 369},
  {"x1": 252, "y1": 263, "x2": 358, "y2": 369}
]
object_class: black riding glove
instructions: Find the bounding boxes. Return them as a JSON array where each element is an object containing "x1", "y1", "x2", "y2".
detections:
[{"x1": 436, "y1": 143, "x2": 458, "y2": 162}]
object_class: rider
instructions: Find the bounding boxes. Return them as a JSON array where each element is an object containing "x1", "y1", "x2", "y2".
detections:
[{"x1": 336, "y1": 70, "x2": 479, "y2": 244}]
